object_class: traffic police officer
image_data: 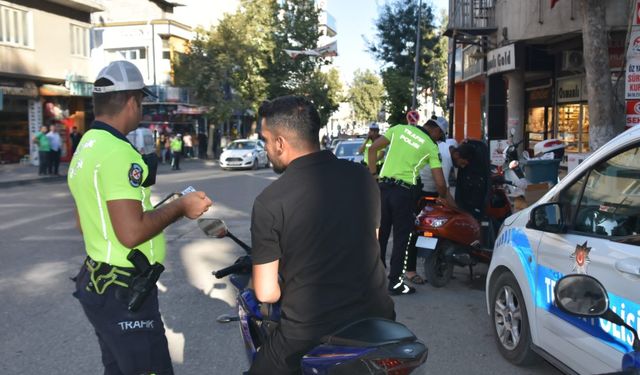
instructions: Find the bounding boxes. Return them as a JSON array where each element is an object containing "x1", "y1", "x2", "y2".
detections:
[
  {"x1": 368, "y1": 117, "x2": 455, "y2": 295},
  {"x1": 68, "y1": 60, "x2": 212, "y2": 375},
  {"x1": 358, "y1": 123, "x2": 385, "y2": 174}
]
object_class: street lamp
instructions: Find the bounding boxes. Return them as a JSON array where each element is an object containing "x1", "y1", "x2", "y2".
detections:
[{"x1": 411, "y1": 0, "x2": 422, "y2": 110}]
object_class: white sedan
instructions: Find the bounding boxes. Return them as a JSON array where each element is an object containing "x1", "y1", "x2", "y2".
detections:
[{"x1": 219, "y1": 140, "x2": 269, "y2": 170}]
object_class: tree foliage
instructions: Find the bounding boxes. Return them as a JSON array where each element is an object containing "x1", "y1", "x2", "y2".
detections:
[
  {"x1": 348, "y1": 69, "x2": 385, "y2": 123},
  {"x1": 174, "y1": 0, "x2": 341, "y2": 126},
  {"x1": 368, "y1": 0, "x2": 445, "y2": 124}
]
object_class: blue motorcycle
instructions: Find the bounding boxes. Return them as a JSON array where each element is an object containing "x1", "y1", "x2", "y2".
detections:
[
  {"x1": 198, "y1": 218, "x2": 428, "y2": 374},
  {"x1": 554, "y1": 274, "x2": 640, "y2": 375}
]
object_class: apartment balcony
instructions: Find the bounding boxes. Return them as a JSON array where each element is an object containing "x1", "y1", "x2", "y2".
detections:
[{"x1": 445, "y1": 0, "x2": 496, "y2": 37}]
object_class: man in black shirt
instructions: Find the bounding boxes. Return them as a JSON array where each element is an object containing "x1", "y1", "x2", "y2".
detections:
[{"x1": 249, "y1": 96, "x2": 395, "y2": 375}]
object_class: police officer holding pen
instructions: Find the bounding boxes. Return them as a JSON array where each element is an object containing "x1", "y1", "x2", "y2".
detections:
[
  {"x1": 68, "y1": 60, "x2": 212, "y2": 375},
  {"x1": 368, "y1": 117, "x2": 455, "y2": 295}
]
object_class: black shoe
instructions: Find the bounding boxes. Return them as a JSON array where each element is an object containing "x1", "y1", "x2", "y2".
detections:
[{"x1": 388, "y1": 282, "x2": 416, "y2": 295}]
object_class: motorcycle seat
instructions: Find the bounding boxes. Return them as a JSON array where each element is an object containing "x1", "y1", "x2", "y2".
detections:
[{"x1": 320, "y1": 318, "x2": 416, "y2": 348}]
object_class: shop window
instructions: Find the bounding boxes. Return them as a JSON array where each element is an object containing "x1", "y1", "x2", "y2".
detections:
[
  {"x1": 0, "y1": 4, "x2": 32, "y2": 47},
  {"x1": 70, "y1": 24, "x2": 89, "y2": 57},
  {"x1": 113, "y1": 48, "x2": 146, "y2": 60}
]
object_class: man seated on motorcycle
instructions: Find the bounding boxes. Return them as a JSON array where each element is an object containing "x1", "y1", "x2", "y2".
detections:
[{"x1": 249, "y1": 95, "x2": 395, "y2": 375}]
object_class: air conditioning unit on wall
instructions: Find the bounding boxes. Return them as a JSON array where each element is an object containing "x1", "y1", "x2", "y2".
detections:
[{"x1": 562, "y1": 51, "x2": 584, "y2": 72}]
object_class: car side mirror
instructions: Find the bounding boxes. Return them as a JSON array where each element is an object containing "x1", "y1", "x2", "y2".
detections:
[{"x1": 527, "y1": 203, "x2": 566, "y2": 233}]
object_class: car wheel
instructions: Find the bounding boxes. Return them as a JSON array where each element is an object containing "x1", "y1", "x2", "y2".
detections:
[
  {"x1": 490, "y1": 271, "x2": 538, "y2": 365},
  {"x1": 423, "y1": 242, "x2": 454, "y2": 288},
  {"x1": 252, "y1": 158, "x2": 259, "y2": 170}
]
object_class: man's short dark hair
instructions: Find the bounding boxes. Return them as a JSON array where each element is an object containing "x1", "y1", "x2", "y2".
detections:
[
  {"x1": 456, "y1": 143, "x2": 475, "y2": 162},
  {"x1": 93, "y1": 78, "x2": 141, "y2": 117},
  {"x1": 258, "y1": 95, "x2": 321, "y2": 147}
]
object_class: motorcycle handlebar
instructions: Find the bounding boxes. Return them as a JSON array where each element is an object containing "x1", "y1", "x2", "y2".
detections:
[{"x1": 213, "y1": 256, "x2": 252, "y2": 279}]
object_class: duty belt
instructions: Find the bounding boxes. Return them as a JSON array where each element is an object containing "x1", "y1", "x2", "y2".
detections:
[
  {"x1": 85, "y1": 257, "x2": 135, "y2": 295},
  {"x1": 380, "y1": 177, "x2": 415, "y2": 190}
]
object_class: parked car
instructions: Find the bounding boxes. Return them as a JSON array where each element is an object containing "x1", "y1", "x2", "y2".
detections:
[
  {"x1": 486, "y1": 125, "x2": 640, "y2": 374},
  {"x1": 219, "y1": 139, "x2": 269, "y2": 170},
  {"x1": 333, "y1": 139, "x2": 364, "y2": 163}
]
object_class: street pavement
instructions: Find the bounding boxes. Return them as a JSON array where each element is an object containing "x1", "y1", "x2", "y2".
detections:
[{"x1": 0, "y1": 160, "x2": 562, "y2": 374}]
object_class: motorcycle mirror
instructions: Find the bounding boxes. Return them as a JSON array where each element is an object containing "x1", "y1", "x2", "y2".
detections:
[
  {"x1": 510, "y1": 127, "x2": 516, "y2": 136},
  {"x1": 555, "y1": 274, "x2": 640, "y2": 351},
  {"x1": 198, "y1": 218, "x2": 229, "y2": 238},
  {"x1": 554, "y1": 274, "x2": 609, "y2": 317}
]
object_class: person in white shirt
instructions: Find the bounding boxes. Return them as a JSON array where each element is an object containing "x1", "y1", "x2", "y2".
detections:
[{"x1": 47, "y1": 123, "x2": 62, "y2": 175}]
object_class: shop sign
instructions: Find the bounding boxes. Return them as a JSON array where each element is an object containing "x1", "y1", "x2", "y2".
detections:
[
  {"x1": 487, "y1": 44, "x2": 516, "y2": 75},
  {"x1": 557, "y1": 77, "x2": 583, "y2": 103},
  {"x1": 635, "y1": 0, "x2": 640, "y2": 25},
  {"x1": 626, "y1": 57, "x2": 640, "y2": 99},
  {"x1": 454, "y1": 47, "x2": 463, "y2": 83},
  {"x1": 625, "y1": 100, "x2": 640, "y2": 128},
  {"x1": 627, "y1": 30, "x2": 640, "y2": 57},
  {"x1": 528, "y1": 87, "x2": 552, "y2": 107},
  {"x1": 28, "y1": 99, "x2": 43, "y2": 166},
  {"x1": 462, "y1": 46, "x2": 484, "y2": 81}
]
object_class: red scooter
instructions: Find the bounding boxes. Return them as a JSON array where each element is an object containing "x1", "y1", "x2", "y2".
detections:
[{"x1": 411, "y1": 140, "x2": 512, "y2": 287}]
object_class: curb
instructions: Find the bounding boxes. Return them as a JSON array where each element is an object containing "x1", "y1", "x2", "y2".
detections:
[{"x1": 0, "y1": 175, "x2": 68, "y2": 189}]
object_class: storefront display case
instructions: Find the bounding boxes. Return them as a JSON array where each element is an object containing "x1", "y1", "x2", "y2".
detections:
[
  {"x1": 557, "y1": 103, "x2": 590, "y2": 153},
  {"x1": 526, "y1": 107, "x2": 552, "y2": 153}
]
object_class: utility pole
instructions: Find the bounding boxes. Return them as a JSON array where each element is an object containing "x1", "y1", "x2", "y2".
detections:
[{"x1": 411, "y1": 0, "x2": 422, "y2": 110}]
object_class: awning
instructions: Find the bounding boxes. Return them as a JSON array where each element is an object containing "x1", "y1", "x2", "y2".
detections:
[{"x1": 39, "y1": 84, "x2": 71, "y2": 97}]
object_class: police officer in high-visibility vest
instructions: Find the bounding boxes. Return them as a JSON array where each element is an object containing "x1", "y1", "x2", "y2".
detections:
[
  {"x1": 368, "y1": 117, "x2": 456, "y2": 295},
  {"x1": 358, "y1": 123, "x2": 385, "y2": 174},
  {"x1": 68, "y1": 60, "x2": 212, "y2": 375},
  {"x1": 171, "y1": 134, "x2": 183, "y2": 170}
]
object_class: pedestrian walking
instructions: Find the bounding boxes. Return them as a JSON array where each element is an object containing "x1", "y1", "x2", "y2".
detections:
[
  {"x1": 32, "y1": 125, "x2": 50, "y2": 175},
  {"x1": 183, "y1": 133, "x2": 193, "y2": 158},
  {"x1": 47, "y1": 123, "x2": 62, "y2": 175},
  {"x1": 67, "y1": 60, "x2": 212, "y2": 375},
  {"x1": 367, "y1": 117, "x2": 455, "y2": 295},
  {"x1": 171, "y1": 133, "x2": 183, "y2": 170},
  {"x1": 70, "y1": 126, "x2": 83, "y2": 155}
]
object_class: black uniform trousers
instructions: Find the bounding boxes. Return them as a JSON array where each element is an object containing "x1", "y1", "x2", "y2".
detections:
[
  {"x1": 38, "y1": 151, "x2": 50, "y2": 175},
  {"x1": 73, "y1": 263, "x2": 173, "y2": 375},
  {"x1": 378, "y1": 182, "x2": 415, "y2": 287},
  {"x1": 248, "y1": 327, "x2": 317, "y2": 375}
]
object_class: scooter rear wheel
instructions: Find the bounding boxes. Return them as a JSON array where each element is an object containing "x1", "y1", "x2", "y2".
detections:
[{"x1": 423, "y1": 242, "x2": 454, "y2": 288}]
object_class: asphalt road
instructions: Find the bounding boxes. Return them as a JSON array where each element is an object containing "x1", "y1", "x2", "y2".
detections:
[{"x1": 0, "y1": 160, "x2": 562, "y2": 374}]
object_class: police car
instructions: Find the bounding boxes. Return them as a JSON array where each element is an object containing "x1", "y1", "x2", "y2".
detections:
[{"x1": 486, "y1": 125, "x2": 640, "y2": 374}]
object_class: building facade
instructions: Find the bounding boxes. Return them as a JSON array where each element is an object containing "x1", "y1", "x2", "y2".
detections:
[
  {"x1": 446, "y1": 0, "x2": 628, "y2": 165},
  {"x1": 0, "y1": 0, "x2": 102, "y2": 164}
]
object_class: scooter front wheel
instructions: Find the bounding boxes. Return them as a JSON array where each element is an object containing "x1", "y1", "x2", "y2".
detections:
[{"x1": 423, "y1": 242, "x2": 454, "y2": 288}]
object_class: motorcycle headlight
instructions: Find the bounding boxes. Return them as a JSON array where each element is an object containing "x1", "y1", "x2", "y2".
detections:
[{"x1": 421, "y1": 217, "x2": 448, "y2": 228}]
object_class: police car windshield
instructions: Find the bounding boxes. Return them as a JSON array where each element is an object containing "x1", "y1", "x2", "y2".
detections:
[{"x1": 227, "y1": 141, "x2": 256, "y2": 150}]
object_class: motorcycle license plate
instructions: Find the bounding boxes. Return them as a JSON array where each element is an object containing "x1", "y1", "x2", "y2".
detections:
[{"x1": 416, "y1": 236, "x2": 438, "y2": 250}]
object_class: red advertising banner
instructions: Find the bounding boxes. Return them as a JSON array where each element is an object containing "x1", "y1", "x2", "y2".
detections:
[{"x1": 626, "y1": 100, "x2": 640, "y2": 128}]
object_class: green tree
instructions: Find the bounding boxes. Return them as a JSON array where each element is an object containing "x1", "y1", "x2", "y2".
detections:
[
  {"x1": 175, "y1": 0, "x2": 341, "y2": 126},
  {"x1": 348, "y1": 69, "x2": 385, "y2": 123},
  {"x1": 368, "y1": 0, "x2": 444, "y2": 123}
]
